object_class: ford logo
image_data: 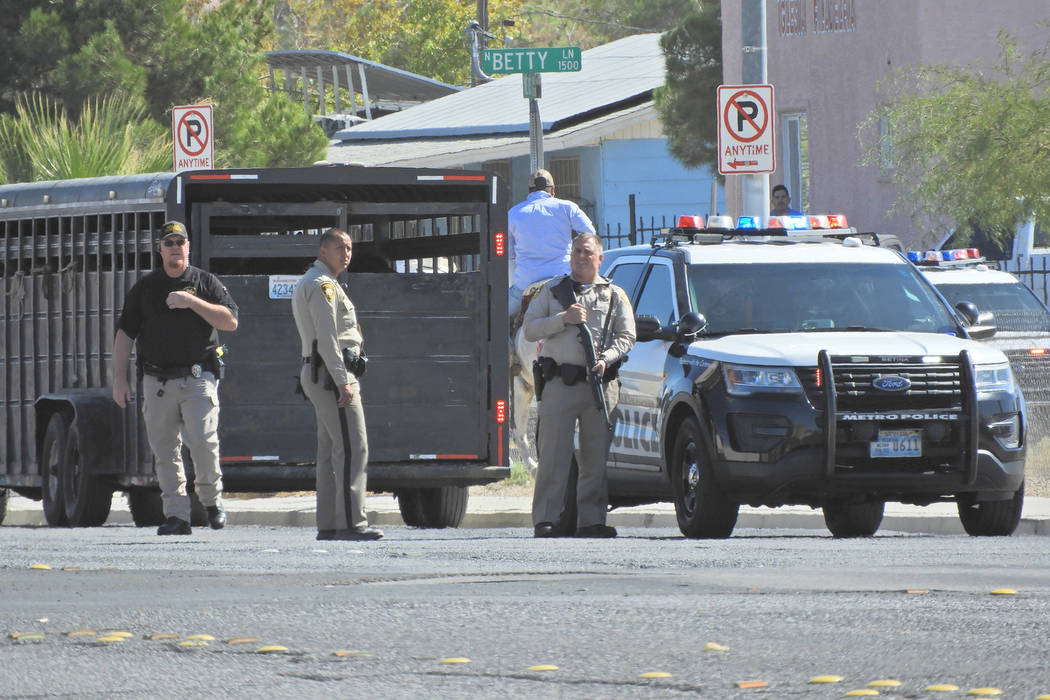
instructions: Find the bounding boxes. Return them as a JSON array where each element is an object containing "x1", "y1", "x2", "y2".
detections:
[{"x1": 872, "y1": 375, "x2": 911, "y2": 392}]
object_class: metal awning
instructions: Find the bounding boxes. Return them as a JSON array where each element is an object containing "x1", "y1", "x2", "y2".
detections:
[{"x1": 264, "y1": 49, "x2": 459, "y2": 120}]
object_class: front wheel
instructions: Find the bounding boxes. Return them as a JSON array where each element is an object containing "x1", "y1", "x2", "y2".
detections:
[
  {"x1": 396, "y1": 486, "x2": 469, "y2": 528},
  {"x1": 670, "y1": 416, "x2": 738, "y2": 539},
  {"x1": 957, "y1": 481, "x2": 1024, "y2": 536},
  {"x1": 61, "y1": 423, "x2": 112, "y2": 527},
  {"x1": 40, "y1": 413, "x2": 70, "y2": 526},
  {"x1": 823, "y1": 501, "x2": 885, "y2": 537}
]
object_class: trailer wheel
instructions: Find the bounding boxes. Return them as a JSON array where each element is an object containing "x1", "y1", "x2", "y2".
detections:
[
  {"x1": 396, "y1": 486, "x2": 469, "y2": 528},
  {"x1": 41, "y1": 413, "x2": 70, "y2": 527},
  {"x1": 957, "y1": 481, "x2": 1024, "y2": 536},
  {"x1": 61, "y1": 423, "x2": 112, "y2": 527},
  {"x1": 128, "y1": 488, "x2": 165, "y2": 527},
  {"x1": 0, "y1": 488, "x2": 8, "y2": 526},
  {"x1": 823, "y1": 501, "x2": 885, "y2": 538}
]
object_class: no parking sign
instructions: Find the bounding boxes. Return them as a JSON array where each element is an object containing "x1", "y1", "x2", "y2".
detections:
[
  {"x1": 717, "y1": 84, "x2": 775, "y2": 175},
  {"x1": 172, "y1": 104, "x2": 213, "y2": 172}
]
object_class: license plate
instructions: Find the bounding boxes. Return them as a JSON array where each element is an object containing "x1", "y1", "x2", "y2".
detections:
[{"x1": 870, "y1": 429, "x2": 922, "y2": 458}]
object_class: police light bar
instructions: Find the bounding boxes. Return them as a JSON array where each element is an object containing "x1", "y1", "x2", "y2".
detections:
[
  {"x1": 676, "y1": 215, "x2": 704, "y2": 229},
  {"x1": 737, "y1": 216, "x2": 760, "y2": 229},
  {"x1": 706, "y1": 215, "x2": 734, "y2": 230},
  {"x1": 768, "y1": 215, "x2": 810, "y2": 230},
  {"x1": 907, "y1": 248, "x2": 986, "y2": 265}
]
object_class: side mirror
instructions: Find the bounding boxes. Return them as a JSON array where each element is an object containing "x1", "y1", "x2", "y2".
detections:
[
  {"x1": 635, "y1": 314, "x2": 676, "y2": 342},
  {"x1": 677, "y1": 312, "x2": 707, "y2": 339},
  {"x1": 955, "y1": 301, "x2": 979, "y2": 326}
]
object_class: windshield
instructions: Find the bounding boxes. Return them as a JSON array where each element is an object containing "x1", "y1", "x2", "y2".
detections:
[
  {"x1": 933, "y1": 282, "x2": 1050, "y2": 332},
  {"x1": 687, "y1": 262, "x2": 959, "y2": 335}
]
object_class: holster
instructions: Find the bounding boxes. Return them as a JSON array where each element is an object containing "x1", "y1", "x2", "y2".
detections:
[
  {"x1": 342, "y1": 347, "x2": 368, "y2": 378},
  {"x1": 533, "y1": 356, "x2": 557, "y2": 401}
]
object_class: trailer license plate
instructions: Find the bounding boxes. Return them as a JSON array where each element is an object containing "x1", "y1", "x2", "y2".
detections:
[{"x1": 870, "y1": 429, "x2": 922, "y2": 458}]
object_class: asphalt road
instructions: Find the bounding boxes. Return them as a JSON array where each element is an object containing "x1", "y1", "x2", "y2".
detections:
[{"x1": 2, "y1": 525, "x2": 1049, "y2": 699}]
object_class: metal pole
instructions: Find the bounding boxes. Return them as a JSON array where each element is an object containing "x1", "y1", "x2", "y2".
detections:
[
  {"x1": 740, "y1": 0, "x2": 769, "y2": 222},
  {"x1": 529, "y1": 97, "x2": 543, "y2": 174}
]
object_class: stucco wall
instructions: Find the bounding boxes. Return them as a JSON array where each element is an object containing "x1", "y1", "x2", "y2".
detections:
[{"x1": 722, "y1": 0, "x2": 1050, "y2": 246}]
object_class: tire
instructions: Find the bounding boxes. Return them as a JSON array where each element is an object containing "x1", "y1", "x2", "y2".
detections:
[
  {"x1": 40, "y1": 413, "x2": 70, "y2": 527},
  {"x1": 61, "y1": 423, "x2": 112, "y2": 527},
  {"x1": 957, "y1": 481, "x2": 1024, "y2": 537},
  {"x1": 396, "y1": 486, "x2": 469, "y2": 528},
  {"x1": 670, "y1": 416, "x2": 739, "y2": 539},
  {"x1": 128, "y1": 488, "x2": 165, "y2": 527},
  {"x1": 823, "y1": 501, "x2": 885, "y2": 538},
  {"x1": 0, "y1": 488, "x2": 8, "y2": 526}
]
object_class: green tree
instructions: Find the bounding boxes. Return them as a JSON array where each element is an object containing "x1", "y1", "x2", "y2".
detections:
[
  {"x1": 0, "y1": 93, "x2": 170, "y2": 183},
  {"x1": 652, "y1": 2, "x2": 722, "y2": 169},
  {"x1": 860, "y1": 32, "x2": 1050, "y2": 244}
]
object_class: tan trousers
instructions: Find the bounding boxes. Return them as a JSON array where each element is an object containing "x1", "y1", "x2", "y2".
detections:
[
  {"x1": 142, "y1": 372, "x2": 224, "y2": 522},
  {"x1": 300, "y1": 365, "x2": 369, "y2": 531},
  {"x1": 533, "y1": 379, "x2": 619, "y2": 529}
]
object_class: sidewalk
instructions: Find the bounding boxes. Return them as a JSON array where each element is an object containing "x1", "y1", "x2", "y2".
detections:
[{"x1": 5, "y1": 492, "x2": 1050, "y2": 535}]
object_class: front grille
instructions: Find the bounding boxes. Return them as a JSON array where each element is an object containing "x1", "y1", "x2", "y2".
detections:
[{"x1": 799, "y1": 357, "x2": 963, "y2": 411}]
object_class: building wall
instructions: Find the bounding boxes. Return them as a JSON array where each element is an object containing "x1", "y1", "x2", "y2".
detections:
[{"x1": 722, "y1": 0, "x2": 1049, "y2": 246}]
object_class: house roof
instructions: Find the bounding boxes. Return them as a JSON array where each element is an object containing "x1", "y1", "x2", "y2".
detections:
[
  {"x1": 331, "y1": 33, "x2": 665, "y2": 142},
  {"x1": 264, "y1": 50, "x2": 459, "y2": 103},
  {"x1": 327, "y1": 102, "x2": 658, "y2": 167}
]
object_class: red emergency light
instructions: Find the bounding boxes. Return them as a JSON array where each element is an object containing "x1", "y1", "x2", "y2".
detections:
[
  {"x1": 494, "y1": 231, "x2": 506, "y2": 257},
  {"x1": 677, "y1": 215, "x2": 704, "y2": 229}
]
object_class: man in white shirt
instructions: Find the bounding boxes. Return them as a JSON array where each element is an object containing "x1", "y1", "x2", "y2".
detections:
[{"x1": 508, "y1": 169, "x2": 596, "y2": 318}]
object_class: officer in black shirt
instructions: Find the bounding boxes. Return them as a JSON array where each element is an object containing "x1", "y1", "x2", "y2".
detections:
[{"x1": 112, "y1": 221, "x2": 239, "y2": 535}]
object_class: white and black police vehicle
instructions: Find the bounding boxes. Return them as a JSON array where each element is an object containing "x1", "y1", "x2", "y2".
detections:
[
  {"x1": 915, "y1": 248, "x2": 1050, "y2": 440},
  {"x1": 599, "y1": 215, "x2": 1026, "y2": 538}
]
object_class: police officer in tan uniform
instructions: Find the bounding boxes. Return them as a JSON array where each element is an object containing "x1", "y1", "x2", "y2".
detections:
[
  {"x1": 523, "y1": 233, "x2": 635, "y2": 538},
  {"x1": 112, "y1": 221, "x2": 239, "y2": 536},
  {"x1": 292, "y1": 228, "x2": 382, "y2": 541}
]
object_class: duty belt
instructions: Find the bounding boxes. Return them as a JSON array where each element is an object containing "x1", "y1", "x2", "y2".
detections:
[{"x1": 142, "y1": 363, "x2": 205, "y2": 379}]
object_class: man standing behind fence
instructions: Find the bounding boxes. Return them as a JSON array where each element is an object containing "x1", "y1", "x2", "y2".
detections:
[{"x1": 508, "y1": 169, "x2": 596, "y2": 318}]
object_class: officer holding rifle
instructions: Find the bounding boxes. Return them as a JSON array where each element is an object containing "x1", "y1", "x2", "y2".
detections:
[
  {"x1": 292, "y1": 228, "x2": 382, "y2": 541},
  {"x1": 523, "y1": 233, "x2": 635, "y2": 538}
]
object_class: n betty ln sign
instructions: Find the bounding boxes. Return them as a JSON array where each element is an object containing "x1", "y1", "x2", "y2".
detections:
[
  {"x1": 482, "y1": 47, "x2": 581, "y2": 74},
  {"x1": 717, "y1": 84, "x2": 775, "y2": 175}
]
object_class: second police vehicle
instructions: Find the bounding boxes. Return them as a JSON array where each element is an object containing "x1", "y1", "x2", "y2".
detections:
[{"x1": 598, "y1": 215, "x2": 1026, "y2": 538}]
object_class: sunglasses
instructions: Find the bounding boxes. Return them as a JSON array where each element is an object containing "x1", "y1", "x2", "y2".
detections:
[{"x1": 162, "y1": 238, "x2": 187, "y2": 247}]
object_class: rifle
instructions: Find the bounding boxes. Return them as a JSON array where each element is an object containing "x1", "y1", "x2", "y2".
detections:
[{"x1": 576, "y1": 322, "x2": 613, "y2": 431}]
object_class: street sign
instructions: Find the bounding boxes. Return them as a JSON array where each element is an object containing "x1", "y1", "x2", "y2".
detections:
[
  {"x1": 717, "y1": 84, "x2": 775, "y2": 175},
  {"x1": 482, "y1": 47, "x2": 581, "y2": 74},
  {"x1": 172, "y1": 104, "x2": 213, "y2": 172}
]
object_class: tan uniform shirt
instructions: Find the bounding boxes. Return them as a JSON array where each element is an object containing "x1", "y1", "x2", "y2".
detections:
[
  {"x1": 292, "y1": 260, "x2": 363, "y2": 386},
  {"x1": 523, "y1": 274, "x2": 635, "y2": 366}
]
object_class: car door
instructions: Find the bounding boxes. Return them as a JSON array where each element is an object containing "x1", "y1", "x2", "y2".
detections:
[{"x1": 605, "y1": 258, "x2": 678, "y2": 472}]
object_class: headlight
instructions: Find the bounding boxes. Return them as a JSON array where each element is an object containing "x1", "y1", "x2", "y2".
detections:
[
  {"x1": 724, "y1": 364, "x2": 803, "y2": 395},
  {"x1": 974, "y1": 362, "x2": 1014, "y2": 392}
]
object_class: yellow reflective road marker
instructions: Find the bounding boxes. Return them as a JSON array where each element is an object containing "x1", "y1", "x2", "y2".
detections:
[
  {"x1": 989, "y1": 589, "x2": 1016, "y2": 595},
  {"x1": 439, "y1": 657, "x2": 471, "y2": 664},
  {"x1": 868, "y1": 680, "x2": 901, "y2": 687},
  {"x1": 703, "y1": 642, "x2": 729, "y2": 651},
  {"x1": 905, "y1": 589, "x2": 929, "y2": 594},
  {"x1": 186, "y1": 634, "x2": 215, "y2": 641},
  {"x1": 95, "y1": 635, "x2": 127, "y2": 643},
  {"x1": 844, "y1": 690, "x2": 879, "y2": 697},
  {"x1": 101, "y1": 631, "x2": 133, "y2": 638},
  {"x1": 967, "y1": 689, "x2": 1002, "y2": 696},
  {"x1": 639, "y1": 672, "x2": 672, "y2": 679},
  {"x1": 10, "y1": 632, "x2": 45, "y2": 641},
  {"x1": 926, "y1": 685, "x2": 960, "y2": 692},
  {"x1": 147, "y1": 633, "x2": 180, "y2": 641},
  {"x1": 1034, "y1": 694, "x2": 1050, "y2": 699},
  {"x1": 227, "y1": 637, "x2": 260, "y2": 645},
  {"x1": 257, "y1": 645, "x2": 289, "y2": 654},
  {"x1": 178, "y1": 640, "x2": 209, "y2": 647},
  {"x1": 333, "y1": 650, "x2": 374, "y2": 658},
  {"x1": 66, "y1": 629, "x2": 97, "y2": 637},
  {"x1": 528, "y1": 665, "x2": 558, "y2": 671},
  {"x1": 736, "y1": 680, "x2": 767, "y2": 688},
  {"x1": 811, "y1": 675, "x2": 845, "y2": 683},
  {"x1": 29, "y1": 564, "x2": 51, "y2": 570}
]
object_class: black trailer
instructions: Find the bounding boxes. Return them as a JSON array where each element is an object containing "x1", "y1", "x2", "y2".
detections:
[{"x1": 0, "y1": 166, "x2": 510, "y2": 527}]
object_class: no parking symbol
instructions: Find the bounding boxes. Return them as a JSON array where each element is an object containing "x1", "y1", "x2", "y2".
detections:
[
  {"x1": 172, "y1": 104, "x2": 213, "y2": 172},
  {"x1": 717, "y1": 84, "x2": 775, "y2": 175}
]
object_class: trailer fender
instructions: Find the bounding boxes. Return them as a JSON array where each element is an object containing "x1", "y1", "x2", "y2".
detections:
[{"x1": 35, "y1": 390, "x2": 126, "y2": 476}]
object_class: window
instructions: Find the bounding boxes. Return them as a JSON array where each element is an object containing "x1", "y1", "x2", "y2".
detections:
[
  {"x1": 607, "y1": 262, "x2": 645, "y2": 304},
  {"x1": 634, "y1": 263, "x2": 676, "y2": 326},
  {"x1": 549, "y1": 157, "x2": 581, "y2": 203},
  {"x1": 780, "y1": 113, "x2": 809, "y2": 212}
]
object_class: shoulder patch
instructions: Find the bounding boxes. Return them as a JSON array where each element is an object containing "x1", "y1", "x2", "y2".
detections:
[{"x1": 320, "y1": 281, "x2": 336, "y2": 303}]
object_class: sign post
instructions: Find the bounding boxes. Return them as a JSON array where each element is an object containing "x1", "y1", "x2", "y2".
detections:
[
  {"x1": 717, "y1": 84, "x2": 775, "y2": 175},
  {"x1": 172, "y1": 104, "x2": 214, "y2": 172},
  {"x1": 482, "y1": 47, "x2": 582, "y2": 175}
]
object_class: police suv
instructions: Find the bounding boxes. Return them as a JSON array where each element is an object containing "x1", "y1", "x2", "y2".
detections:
[
  {"x1": 600, "y1": 216, "x2": 1026, "y2": 538},
  {"x1": 915, "y1": 249, "x2": 1050, "y2": 439}
]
